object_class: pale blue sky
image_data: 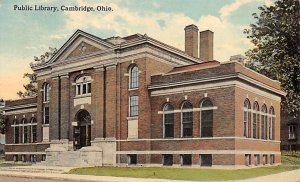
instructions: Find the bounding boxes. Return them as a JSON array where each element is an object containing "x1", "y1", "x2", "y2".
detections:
[{"x1": 0, "y1": 0, "x2": 273, "y2": 99}]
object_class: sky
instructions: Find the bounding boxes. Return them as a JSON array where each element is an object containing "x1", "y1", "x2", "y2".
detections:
[{"x1": 0, "y1": 0, "x2": 274, "y2": 100}]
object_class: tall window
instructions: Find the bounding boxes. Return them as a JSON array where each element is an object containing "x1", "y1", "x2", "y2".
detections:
[
  {"x1": 252, "y1": 102, "x2": 259, "y2": 139},
  {"x1": 201, "y1": 99, "x2": 213, "y2": 137},
  {"x1": 22, "y1": 119, "x2": 28, "y2": 143},
  {"x1": 44, "y1": 107, "x2": 49, "y2": 124},
  {"x1": 31, "y1": 117, "x2": 37, "y2": 143},
  {"x1": 163, "y1": 104, "x2": 174, "y2": 138},
  {"x1": 129, "y1": 96, "x2": 138, "y2": 117},
  {"x1": 43, "y1": 83, "x2": 50, "y2": 102},
  {"x1": 75, "y1": 76, "x2": 92, "y2": 96},
  {"x1": 261, "y1": 104, "x2": 267, "y2": 139},
  {"x1": 181, "y1": 101, "x2": 193, "y2": 137},
  {"x1": 14, "y1": 119, "x2": 19, "y2": 144},
  {"x1": 288, "y1": 125, "x2": 296, "y2": 140},
  {"x1": 269, "y1": 107, "x2": 275, "y2": 140},
  {"x1": 243, "y1": 99, "x2": 251, "y2": 138},
  {"x1": 129, "y1": 65, "x2": 138, "y2": 89}
]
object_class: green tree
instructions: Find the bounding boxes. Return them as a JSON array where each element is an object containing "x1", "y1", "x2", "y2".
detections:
[
  {"x1": 17, "y1": 47, "x2": 57, "y2": 98},
  {"x1": 244, "y1": 0, "x2": 300, "y2": 116}
]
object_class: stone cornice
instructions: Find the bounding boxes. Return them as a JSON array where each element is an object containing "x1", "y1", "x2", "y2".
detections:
[
  {"x1": 149, "y1": 73, "x2": 286, "y2": 97},
  {"x1": 4, "y1": 103, "x2": 37, "y2": 112}
]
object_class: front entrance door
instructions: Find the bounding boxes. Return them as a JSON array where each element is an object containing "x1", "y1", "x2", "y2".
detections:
[{"x1": 74, "y1": 110, "x2": 92, "y2": 150}]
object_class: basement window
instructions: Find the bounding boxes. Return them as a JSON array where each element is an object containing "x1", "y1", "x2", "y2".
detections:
[
  {"x1": 200, "y1": 154, "x2": 212, "y2": 166},
  {"x1": 163, "y1": 154, "x2": 173, "y2": 166},
  {"x1": 254, "y1": 154, "x2": 259, "y2": 166},
  {"x1": 128, "y1": 154, "x2": 137, "y2": 165},
  {"x1": 181, "y1": 154, "x2": 192, "y2": 166},
  {"x1": 262, "y1": 154, "x2": 267, "y2": 165},
  {"x1": 13, "y1": 155, "x2": 18, "y2": 162},
  {"x1": 270, "y1": 155, "x2": 275, "y2": 165},
  {"x1": 245, "y1": 154, "x2": 251, "y2": 166},
  {"x1": 42, "y1": 154, "x2": 47, "y2": 161}
]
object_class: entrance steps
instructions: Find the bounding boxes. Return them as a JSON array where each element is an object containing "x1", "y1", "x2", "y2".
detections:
[{"x1": 41, "y1": 145, "x2": 103, "y2": 167}]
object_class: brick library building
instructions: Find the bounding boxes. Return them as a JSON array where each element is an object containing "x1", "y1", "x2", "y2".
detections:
[{"x1": 3, "y1": 24, "x2": 285, "y2": 168}]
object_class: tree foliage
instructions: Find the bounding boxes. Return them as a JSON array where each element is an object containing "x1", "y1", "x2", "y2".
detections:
[
  {"x1": 17, "y1": 73, "x2": 38, "y2": 98},
  {"x1": 17, "y1": 47, "x2": 57, "y2": 98},
  {"x1": 244, "y1": 0, "x2": 300, "y2": 116}
]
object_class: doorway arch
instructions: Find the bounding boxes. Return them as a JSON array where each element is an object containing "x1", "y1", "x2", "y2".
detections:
[{"x1": 73, "y1": 109, "x2": 91, "y2": 149}]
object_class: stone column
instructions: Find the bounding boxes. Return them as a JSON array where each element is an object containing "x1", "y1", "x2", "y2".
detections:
[
  {"x1": 105, "y1": 64, "x2": 117, "y2": 138},
  {"x1": 50, "y1": 75, "x2": 59, "y2": 140},
  {"x1": 60, "y1": 73, "x2": 70, "y2": 140},
  {"x1": 93, "y1": 66, "x2": 105, "y2": 139}
]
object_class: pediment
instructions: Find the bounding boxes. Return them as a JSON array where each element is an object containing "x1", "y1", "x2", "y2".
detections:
[
  {"x1": 48, "y1": 30, "x2": 114, "y2": 64},
  {"x1": 66, "y1": 40, "x2": 104, "y2": 59}
]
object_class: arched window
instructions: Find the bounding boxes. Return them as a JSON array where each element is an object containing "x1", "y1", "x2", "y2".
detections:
[
  {"x1": 43, "y1": 83, "x2": 50, "y2": 102},
  {"x1": 75, "y1": 75, "x2": 92, "y2": 96},
  {"x1": 181, "y1": 101, "x2": 193, "y2": 137},
  {"x1": 261, "y1": 104, "x2": 267, "y2": 139},
  {"x1": 252, "y1": 102, "x2": 259, "y2": 139},
  {"x1": 129, "y1": 65, "x2": 138, "y2": 89},
  {"x1": 269, "y1": 107, "x2": 275, "y2": 140},
  {"x1": 163, "y1": 104, "x2": 174, "y2": 138},
  {"x1": 13, "y1": 119, "x2": 19, "y2": 144},
  {"x1": 31, "y1": 117, "x2": 37, "y2": 143},
  {"x1": 22, "y1": 119, "x2": 28, "y2": 143},
  {"x1": 243, "y1": 99, "x2": 251, "y2": 138},
  {"x1": 200, "y1": 99, "x2": 213, "y2": 137}
]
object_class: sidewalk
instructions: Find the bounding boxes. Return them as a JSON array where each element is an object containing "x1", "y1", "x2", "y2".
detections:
[{"x1": 0, "y1": 166, "x2": 299, "y2": 182}]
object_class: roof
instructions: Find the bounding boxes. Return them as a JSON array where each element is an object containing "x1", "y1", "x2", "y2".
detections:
[{"x1": 169, "y1": 60, "x2": 220, "y2": 73}]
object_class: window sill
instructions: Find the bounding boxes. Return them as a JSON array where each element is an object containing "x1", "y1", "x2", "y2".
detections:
[
  {"x1": 43, "y1": 101, "x2": 50, "y2": 104},
  {"x1": 42, "y1": 124, "x2": 49, "y2": 127},
  {"x1": 181, "y1": 136, "x2": 193, "y2": 138},
  {"x1": 163, "y1": 137, "x2": 174, "y2": 139},
  {"x1": 74, "y1": 93, "x2": 91, "y2": 99},
  {"x1": 127, "y1": 116, "x2": 138, "y2": 120},
  {"x1": 128, "y1": 88, "x2": 138, "y2": 91}
]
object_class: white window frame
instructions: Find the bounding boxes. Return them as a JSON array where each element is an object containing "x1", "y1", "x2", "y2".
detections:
[
  {"x1": 252, "y1": 102, "x2": 259, "y2": 139},
  {"x1": 181, "y1": 102, "x2": 193, "y2": 138},
  {"x1": 43, "y1": 106, "x2": 49, "y2": 125},
  {"x1": 31, "y1": 118, "x2": 37, "y2": 143},
  {"x1": 129, "y1": 95, "x2": 139, "y2": 117},
  {"x1": 22, "y1": 119, "x2": 28, "y2": 144},
  {"x1": 289, "y1": 125, "x2": 296, "y2": 139},
  {"x1": 200, "y1": 99, "x2": 213, "y2": 138},
  {"x1": 13, "y1": 120, "x2": 19, "y2": 144},
  {"x1": 163, "y1": 104, "x2": 174, "y2": 138},
  {"x1": 243, "y1": 100, "x2": 251, "y2": 138},
  {"x1": 268, "y1": 107, "x2": 275, "y2": 140},
  {"x1": 129, "y1": 65, "x2": 139, "y2": 89},
  {"x1": 43, "y1": 83, "x2": 50, "y2": 102},
  {"x1": 261, "y1": 105, "x2": 267, "y2": 140},
  {"x1": 75, "y1": 76, "x2": 92, "y2": 96}
]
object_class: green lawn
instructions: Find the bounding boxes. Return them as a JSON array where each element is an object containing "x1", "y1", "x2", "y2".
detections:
[
  {"x1": 68, "y1": 165, "x2": 300, "y2": 181},
  {"x1": 68, "y1": 152, "x2": 300, "y2": 181},
  {"x1": 282, "y1": 151, "x2": 300, "y2": 165}
]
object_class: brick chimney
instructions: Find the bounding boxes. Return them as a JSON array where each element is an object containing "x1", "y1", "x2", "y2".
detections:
[
  {"x1": 200, "y1": 30, "x2": 213, "y2": 62},
  {"x1": 184, "y1": 24, "x2": 199, "y2": 58}
]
